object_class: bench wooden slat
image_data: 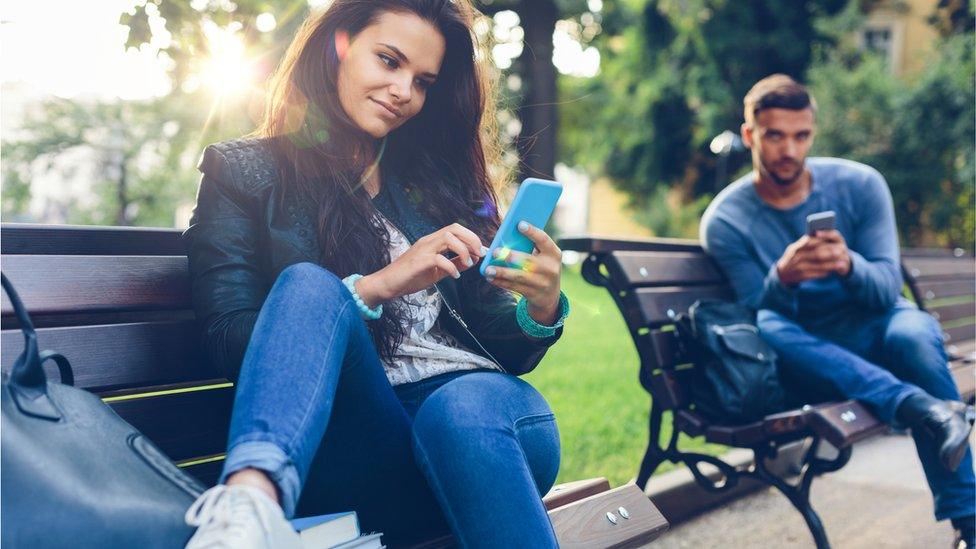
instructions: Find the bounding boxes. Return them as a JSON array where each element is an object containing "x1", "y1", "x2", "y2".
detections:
[
  {"x1": 1, "y1": 223, "x2": 184, "y2": 256},
  {"x1": 951, "y1": 363, "x2": 975, "y2": 402},
  {"x1": 542, "y1": 478, "x2": 612, "y2": 510},
  {"x1": 1, "y1": 321, "x2": 217, "y2": 392},
  {"x1": 704, "y1": 421, "x2": 765, "y2": 447},
  {"x1": 642, "y1": 329, "x2": 685, "y2": 370},
  {"x1": 902, "y1": 247, "x2": 970, "y2": 258},
  {"x1": 944, "y1": 324, "x2": 976, "y2": 346},
  {"x1": 0, "y1": 255, "x2": 191, "y2": 318},
  {"x1": 807, "y1": 401, "x2": 887, "y2": 449},
  {"x1": 929, "y1": 301, "x2": 976, "y2": 324},
  {"x1": 560, "y1": 236, "x2": 703, "y2": 254},
  {"x1": 548, "y1": 483, "x2": 669, "y2": 547},
  {"x1": 605, "y1": 251, "x2": 726, "y2": 288},
  {"x1": 110, "y1": 387, "x2": 233, "y2": 462},
  {"x1": 913, "y1": 279, "x2": 976, "y2": 302},
  {"x1": 647, "y1": 369, "x2": 691, "y2": 410},
  {"x1": 903, "y1": 257, "x2": 975, "y2": 280},
  {"x1": 948, "y1": 340, "x2": 976, "y2": 362},
  {"x1": 630, "y1": 285, "x2": 734, "y2": 327},
  {"x1": 179, "y1": 458, "x2": 225, "y2": 488}
]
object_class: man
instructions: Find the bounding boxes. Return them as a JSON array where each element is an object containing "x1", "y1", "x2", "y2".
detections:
[{"x1": 700, "y1": 74, "x2": 975, "y2": 546}]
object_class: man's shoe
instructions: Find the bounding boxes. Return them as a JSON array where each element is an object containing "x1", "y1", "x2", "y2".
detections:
[
  {"x1": 184, "y1": 484, "x2": 302, "y2": 549},
  {"x1": 953, "y1": 515, "x2": 975, "y2": 549},
  {"x1": 921, "y1": 400, "x2": 975, "y2": 472},
  {"x1": 955, "y1": 528, "x2": 975, "y2": 549}
]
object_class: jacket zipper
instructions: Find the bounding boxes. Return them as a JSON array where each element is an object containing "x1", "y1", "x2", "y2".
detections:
[{"x1": 378, "y1": 214, "x2": 504, "y2": 369}]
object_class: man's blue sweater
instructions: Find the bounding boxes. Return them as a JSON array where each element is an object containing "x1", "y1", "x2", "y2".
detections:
[{"x1": 700, "y1": 157, "x2": 908, "y2": 330}]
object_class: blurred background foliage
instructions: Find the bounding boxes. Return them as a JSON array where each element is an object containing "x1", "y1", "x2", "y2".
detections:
[{"x1": 2, "y1": 0, "x2": 973, "y2": 249}]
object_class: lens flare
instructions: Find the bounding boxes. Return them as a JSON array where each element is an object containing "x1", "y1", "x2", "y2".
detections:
[{"x1": 475, "y1": 196, "x2": 497, "y2": 218}]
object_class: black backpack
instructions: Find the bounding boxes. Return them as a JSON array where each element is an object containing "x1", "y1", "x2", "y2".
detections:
[{"x1": 673, "y1": 299, "x2": 787, "y2": 424}]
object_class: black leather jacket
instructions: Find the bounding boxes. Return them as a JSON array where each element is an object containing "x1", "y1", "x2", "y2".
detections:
[{"x1": 183, "y1": 138, "x2": 562, "y2": 381}]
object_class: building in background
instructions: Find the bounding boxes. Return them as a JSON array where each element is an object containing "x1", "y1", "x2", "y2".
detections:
[{"x1": 860, "y1": 0, "x2": 941, "y2": 75}]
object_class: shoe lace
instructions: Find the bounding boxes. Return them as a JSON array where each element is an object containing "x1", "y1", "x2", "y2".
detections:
[{"x1": 185, "y1": 485, "x2": 277, "y2": 547}]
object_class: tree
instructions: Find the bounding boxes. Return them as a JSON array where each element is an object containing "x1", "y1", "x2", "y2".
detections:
[
  {"x1": 559, "y1": 0, "x2": 849, "y2": 236},
  {"x1": 478, "y1": 0, "x2": 593, "y2": 182},
  {"x1": 1, "y1": 1, "x2": 310, "y2": 227},
  {"x1": 2, "y1": 96, "x2": 202, "y2": 227},
  {"x1": 809, "y1": 31, "x2": 976, "y2": 250}
]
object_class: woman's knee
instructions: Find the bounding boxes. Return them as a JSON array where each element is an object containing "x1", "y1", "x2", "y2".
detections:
[
  {"x1": 414, "y1": 373, "x2": 552, "y2": 430},
  {"x1": 271, "y1": 262, "x2": 349, "y2": 307}
]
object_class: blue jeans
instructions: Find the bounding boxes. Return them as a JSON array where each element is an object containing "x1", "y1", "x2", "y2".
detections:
[
  {"x1": 218, "y1": 263, "x2": 561, "y2": 547},
  {"x1": 759, "y1": 304, "x2": 976, "y2": 521}
]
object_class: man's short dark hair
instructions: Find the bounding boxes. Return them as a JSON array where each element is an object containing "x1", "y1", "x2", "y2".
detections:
[{"x1": 743, "y1": 74, "x2": 817, "y2": 126}]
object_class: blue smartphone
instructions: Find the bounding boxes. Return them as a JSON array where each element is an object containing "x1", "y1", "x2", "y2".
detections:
[{"x1": 480, "y1": 178, "x2": 563, "y2": 277}]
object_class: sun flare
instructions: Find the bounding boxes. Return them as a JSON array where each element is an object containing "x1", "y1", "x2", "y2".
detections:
[{"x1": 201, "y1": 25, "x2": 255, "y2": 98}]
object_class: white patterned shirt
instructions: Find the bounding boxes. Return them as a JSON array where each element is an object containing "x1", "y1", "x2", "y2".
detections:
[{"x1": 379, "y1": 218, "x2": 502, "y2": 386}]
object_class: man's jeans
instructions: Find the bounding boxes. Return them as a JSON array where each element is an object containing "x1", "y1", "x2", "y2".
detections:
[
  {"x1": 759, "y1": 304, "x2": 976, "y2": 521},
  {"x1": 218, "y1": 263, "x2": 561, "y2": 547}
]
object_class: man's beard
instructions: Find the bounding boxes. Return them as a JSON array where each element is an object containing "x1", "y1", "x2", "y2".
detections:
[{"x1": 760, "y1": 156, "x2": 805, "y2": 187}]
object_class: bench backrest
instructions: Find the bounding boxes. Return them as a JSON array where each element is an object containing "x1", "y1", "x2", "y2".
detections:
[
  {"x1": 0, "y1": 223, "x2": 230, "y2": 485},
  {"x1": 567, "y1": 237, "x2": 731, "y2": 411},
  {"x1": 902, "y1": 248, "x2": 976, "y2": 355}
]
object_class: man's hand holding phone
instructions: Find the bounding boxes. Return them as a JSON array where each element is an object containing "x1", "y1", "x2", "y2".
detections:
[
  {"x1": 483, "y1": 221, "x2": 563, "y2": 325},
  {"x1": 776, "y1": 230, "x2": 852, "y2": 286}
]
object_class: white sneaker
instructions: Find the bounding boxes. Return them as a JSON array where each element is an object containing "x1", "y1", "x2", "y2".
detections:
[{"x1": 184, "y1": 484, "x2": 303, "y2": 549}]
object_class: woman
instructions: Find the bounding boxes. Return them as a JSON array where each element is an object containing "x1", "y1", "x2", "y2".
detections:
[{"x1": 181, "y1": 1, "x2": 569, "y2": 547}]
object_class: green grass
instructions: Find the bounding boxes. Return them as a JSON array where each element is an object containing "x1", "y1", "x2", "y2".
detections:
[{"x1": 523, "y1": 265, "x2": 725, "y2": 486}]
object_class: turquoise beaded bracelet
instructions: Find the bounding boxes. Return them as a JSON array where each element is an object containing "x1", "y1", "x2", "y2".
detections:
[
  {"x1": 516, "y1": 291, "x2": 570, "y2": 339},
  {"x1": 341, "y1": 274, "x2": 383, "y2": 320}
]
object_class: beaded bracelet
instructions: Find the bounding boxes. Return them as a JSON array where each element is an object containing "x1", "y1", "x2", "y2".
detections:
[
  {"x1": 516, "y1": 291, "x2": 570, "y2": 339},
  {"x1": 341, "y1": 274, "x2": 383, "y2": 320}
]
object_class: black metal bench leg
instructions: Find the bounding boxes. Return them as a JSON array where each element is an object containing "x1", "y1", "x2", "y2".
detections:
[
  {"x1": 636, "y1": 404, "x2": 666, "y2": 490},
  {"x1": 749, "y1": 441, "x2": 838, "y2": 549},
  {"x1": 636, "y1": 443, "x2": 665, "y2": 491},
  {"x1": 762, "y1": 473, "x2": 830, "y2": 549}
]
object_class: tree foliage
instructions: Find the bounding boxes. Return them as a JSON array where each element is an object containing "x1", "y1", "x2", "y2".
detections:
[
  {"x1": 2, "y1": 96, "x2": 202, "y2": 226},
  {"x1": 560, "y1": 0, "x2": 850, "y2": 236},
  {"x1": 810, "y1": 32, "x2": 976, "y2": 250}
]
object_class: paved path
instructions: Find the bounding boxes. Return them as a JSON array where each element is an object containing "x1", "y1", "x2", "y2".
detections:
[{"x1": 656, "y1": 433, "x2": 973, "y2": 548}]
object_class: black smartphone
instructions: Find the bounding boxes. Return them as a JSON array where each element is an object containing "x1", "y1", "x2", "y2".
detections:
[{"x1": 806, "y1": 211, "x2": 836, "y2": 236}]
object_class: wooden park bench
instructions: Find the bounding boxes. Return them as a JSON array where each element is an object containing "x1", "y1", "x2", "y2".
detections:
[
  {"x1": 0, "y1": 223, "x2": 668, "y2": 548},
  {"x1": 902, "y1": 248, "x2": 976, "y2": 403},
  {"x1": 559, "y1": 236, "x2": 976, "y2": 549}
]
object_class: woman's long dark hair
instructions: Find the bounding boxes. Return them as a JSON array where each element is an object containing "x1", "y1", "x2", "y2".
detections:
[{"x1": 256, "y1": 0, "x2": 504, "y2": 361}]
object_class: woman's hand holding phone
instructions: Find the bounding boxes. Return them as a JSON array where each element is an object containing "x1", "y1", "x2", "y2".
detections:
[
  {"x1": 355, "y1": 223, "x2": 487, "y2": 308},
  {"x1": 483, "y1": 221, "x2": 563, "y2": 325}
]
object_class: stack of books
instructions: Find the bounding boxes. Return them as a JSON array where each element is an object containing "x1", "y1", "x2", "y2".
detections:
[{"x1": 291, "y1": 511, "x2": 383, "y2": 549}]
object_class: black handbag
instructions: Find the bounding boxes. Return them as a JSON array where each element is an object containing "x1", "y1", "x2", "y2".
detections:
[
  {"x1": 674, "y1": 299, "x2": 787, "y2": 424},
  {"x1": 1, "y1": 273, "x2": 204, "y2": 548}
]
